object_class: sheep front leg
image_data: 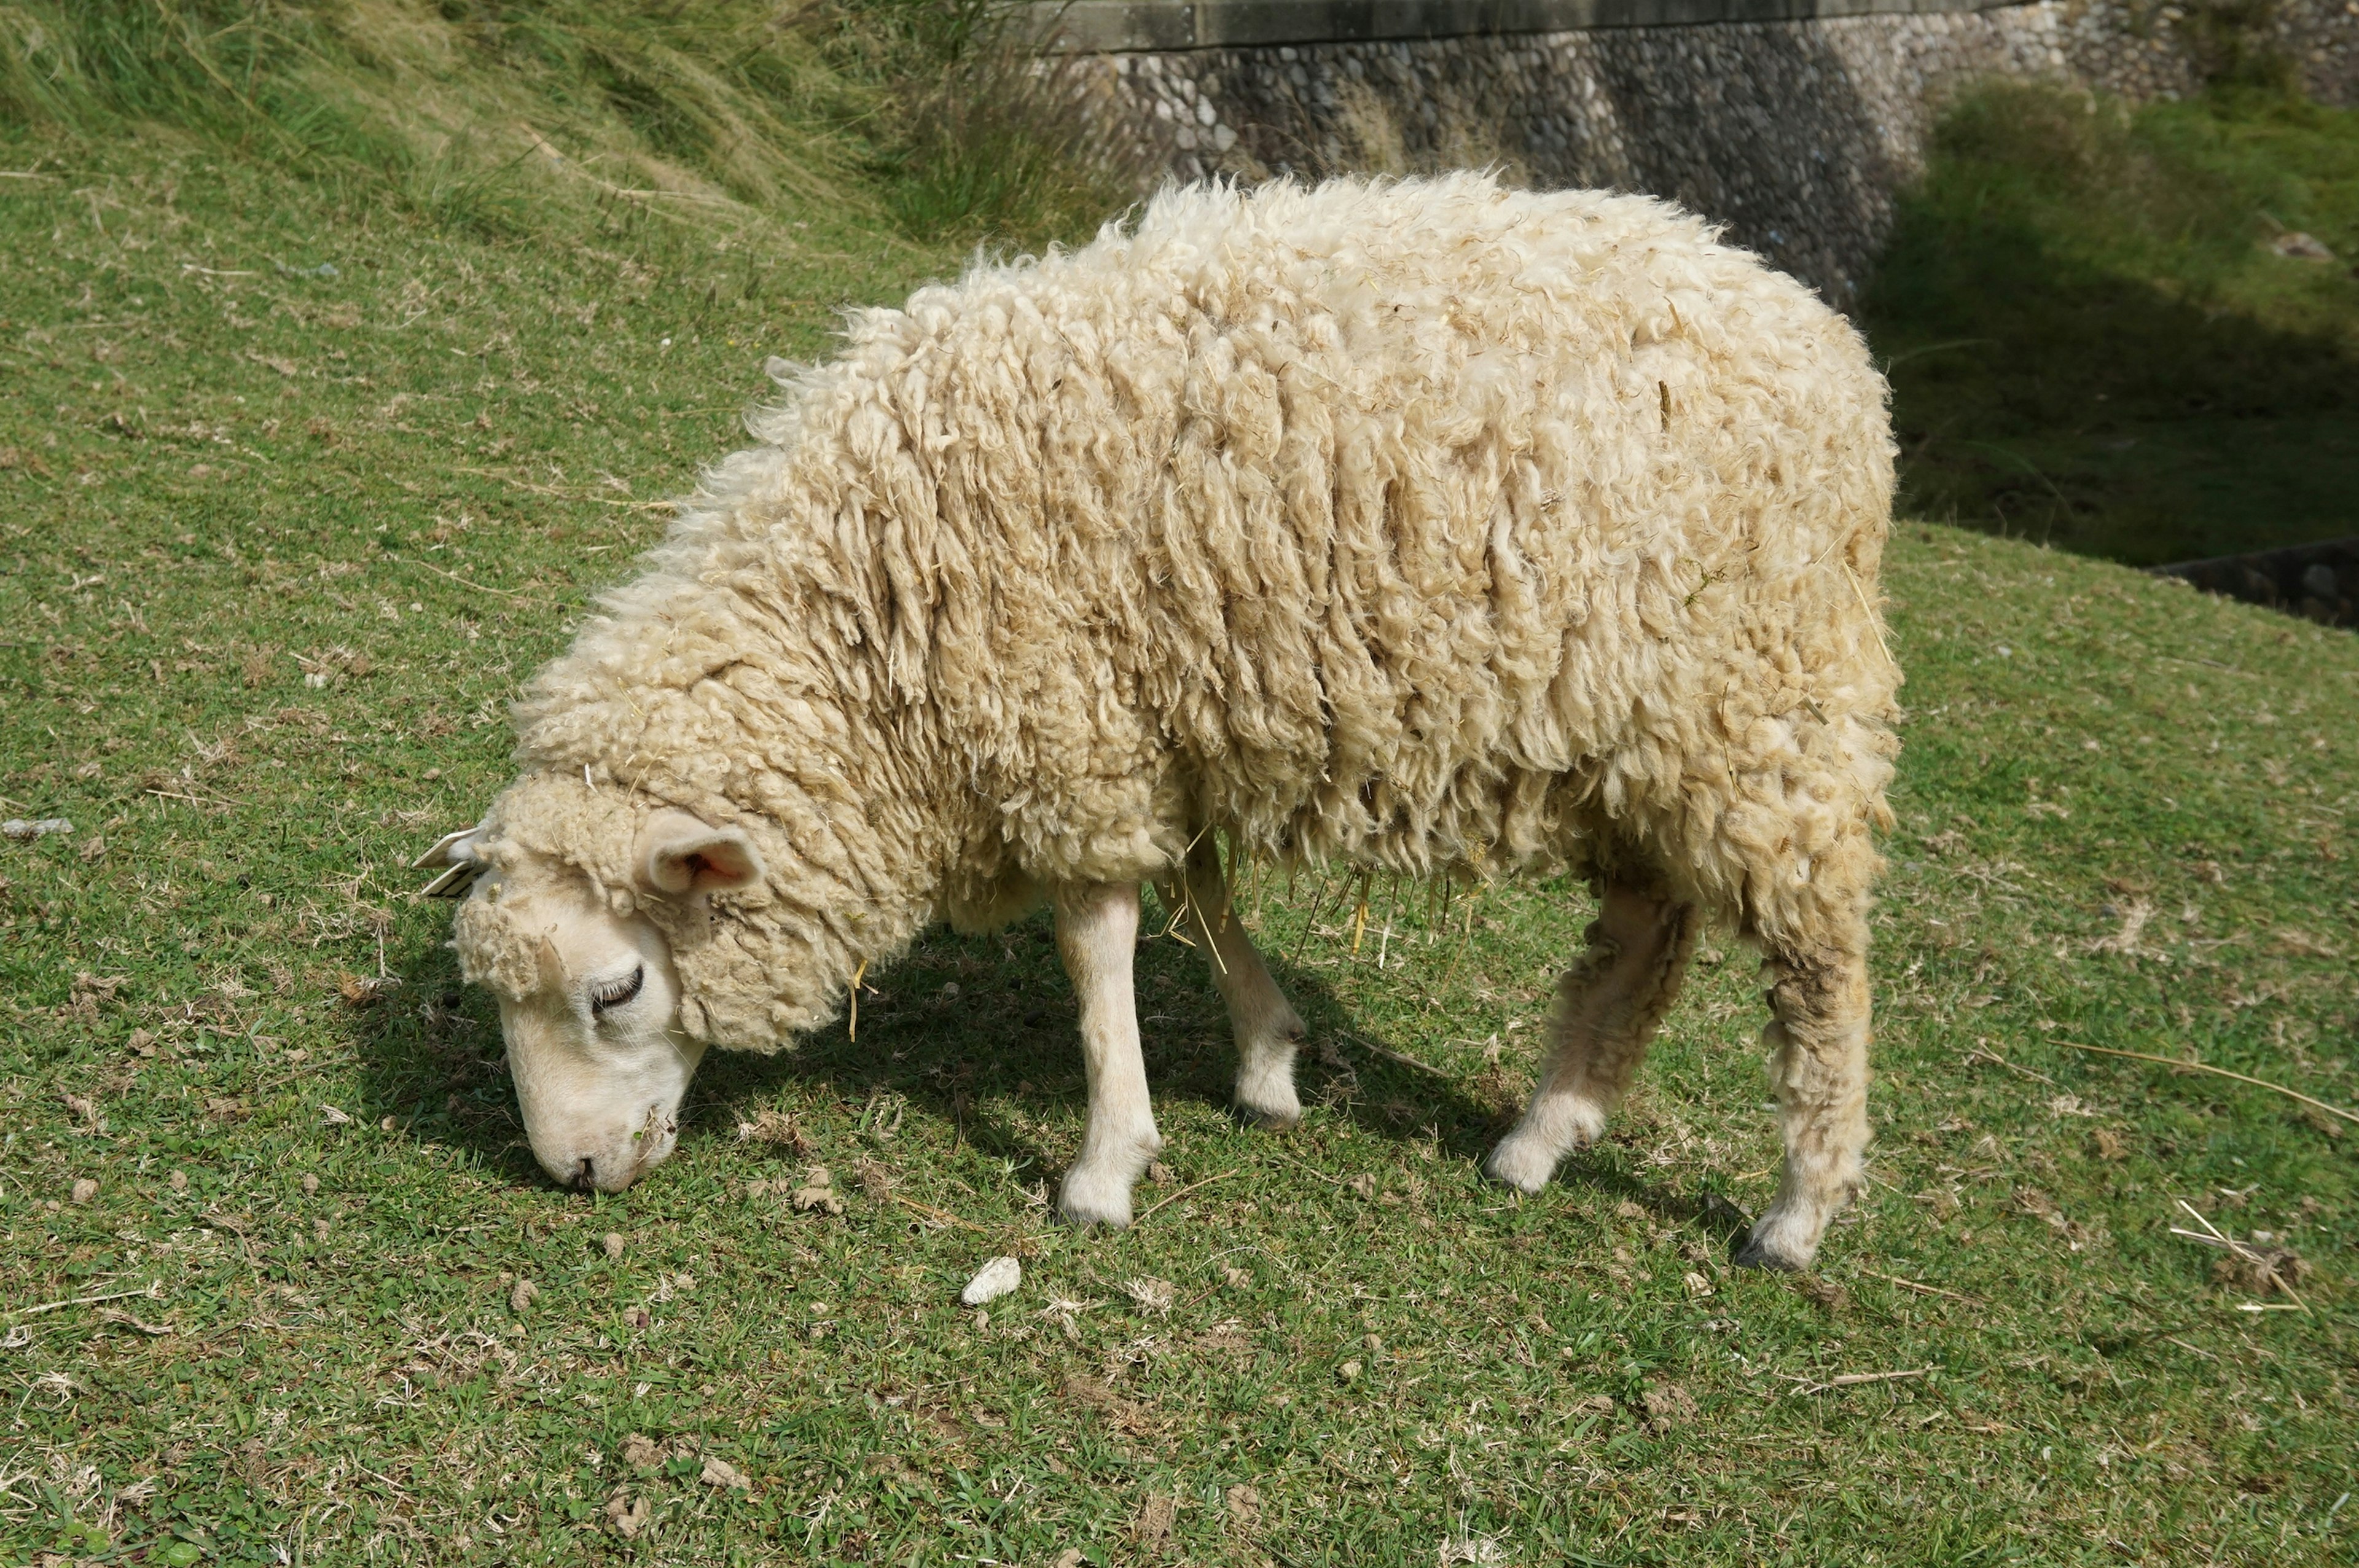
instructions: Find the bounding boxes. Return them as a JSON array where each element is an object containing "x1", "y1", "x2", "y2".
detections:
[
  {"x1": 1485, "y1": 881, "x2": 1695, "y2": 1193},
  {"x1": 1167, "y1": 841, "x2": 1306, "y2": 1128},
  {"x1": 1053, "y1": 881, "x2": 1162, "y2": 1229},
  {"x1": 1732, "y1": 942, "x2": 1872, "y2": 1271}
]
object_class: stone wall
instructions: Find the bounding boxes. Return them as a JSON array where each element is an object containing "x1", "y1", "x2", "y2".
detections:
[{"x1": 1049, "y1": 0, "x2": 2359, "y2": 305}]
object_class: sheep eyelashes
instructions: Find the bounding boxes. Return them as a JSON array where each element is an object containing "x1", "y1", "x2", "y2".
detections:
[{"x1": 430, "y1": 172, "x2": 1900, "y2": 1270}]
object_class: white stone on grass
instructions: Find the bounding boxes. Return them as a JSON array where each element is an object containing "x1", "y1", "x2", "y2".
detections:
[{"x1": 960, "y1": 1255, "x2": 1022, "y2": 1307}]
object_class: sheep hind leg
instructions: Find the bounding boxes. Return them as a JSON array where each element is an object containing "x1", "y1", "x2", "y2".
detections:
[
  {"x1": 1731, "y1": 937, "x2": 1873, "y2": 1272},
  {"x1": 1484, "y1": 881, "x2": 1696, "y2": 1194},
  {"x1": 1052, "y1": 881, "x2": 1162, "y2": 1230},
  {"x1": 1167, "y1": 842, "x2": 1306, "y2": 1128}
]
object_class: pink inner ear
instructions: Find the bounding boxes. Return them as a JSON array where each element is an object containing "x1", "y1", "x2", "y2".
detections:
[
  {"x1": 644, "y1": 817, "x2": 762, "y2": 896},
  {"x1": 684, "y1": 840, "x2": 758, "y2": 891}
]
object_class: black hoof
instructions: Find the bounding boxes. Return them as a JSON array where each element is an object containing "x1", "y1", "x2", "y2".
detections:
[
  {"x1": 1232, "y1": 1106, "x2": 1302, "y2": 1132},
  {"x1": 1731, "y1": 1235, "x2": 1802, "y2": 1272}
]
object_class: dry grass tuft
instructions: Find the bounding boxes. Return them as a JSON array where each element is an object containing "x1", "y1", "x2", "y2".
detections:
[
  {"x1": 1795, "y1": 1275, "x2": 1852, "y2": 1313},
  {"x1": 735, "y1": 1106, "x2": 816, "y2": 1155},
  {"x1": 2212, "y1": 1246, "x2": 2310, "y2": 1295}
]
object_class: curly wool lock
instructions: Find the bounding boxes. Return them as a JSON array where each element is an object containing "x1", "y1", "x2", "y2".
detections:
[{"x1": 460, "y1": 171, "x2": 1900, "y2": 1052}]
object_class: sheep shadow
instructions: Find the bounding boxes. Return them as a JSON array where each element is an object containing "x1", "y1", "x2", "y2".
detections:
[
  {"x1": 353, "y1": 897, "x2": 1748, "y2": 1242},
  {"x1": 348, "y1": 917, "x2": 546, "y2": 1190},
  {"x1": 682, "y1": 907, "x2": 1525, "y2": 1180}
]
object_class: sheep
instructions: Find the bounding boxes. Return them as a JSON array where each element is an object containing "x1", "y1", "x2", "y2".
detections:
[{"x1": 420, "y1": 171, "x2": 1899, "y2": 1271}]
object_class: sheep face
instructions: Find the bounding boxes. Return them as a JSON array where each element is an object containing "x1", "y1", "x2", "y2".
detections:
[{"x1": 431, "y1": 811, "x2": 764, "y2": 1192}]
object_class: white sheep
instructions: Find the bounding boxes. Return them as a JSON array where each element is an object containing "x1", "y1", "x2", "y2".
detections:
[{"x1": 421, "y1": 172, "x2": 1899, "y2": 1270}]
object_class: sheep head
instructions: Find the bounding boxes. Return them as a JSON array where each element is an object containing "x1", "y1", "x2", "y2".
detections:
[{"x1": 421, "y1": 804, "x2": 764, "y2": 1193}]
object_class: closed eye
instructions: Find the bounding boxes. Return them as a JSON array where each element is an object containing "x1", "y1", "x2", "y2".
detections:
[{"x1": 590, "y1": 963, "x2": 645, "y2": 1016}]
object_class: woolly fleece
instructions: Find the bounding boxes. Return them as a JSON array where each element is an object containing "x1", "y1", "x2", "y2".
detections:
[{"x1": 458, "y1": 172, "x2": 1900, "y2": 1052}]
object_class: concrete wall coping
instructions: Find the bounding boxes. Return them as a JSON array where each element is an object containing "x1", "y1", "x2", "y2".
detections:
[{"x1": 1026, "y1": 0, "x2": 2025, "y2": 52}]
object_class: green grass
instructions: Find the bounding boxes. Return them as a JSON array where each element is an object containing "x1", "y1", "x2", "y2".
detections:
[
  {"x1": 4, "y1": 92, "x2": 2357, "y2": 1568},
  {"x1": 1865, "y1": 83, "x2": 2359, "y2": 566}
]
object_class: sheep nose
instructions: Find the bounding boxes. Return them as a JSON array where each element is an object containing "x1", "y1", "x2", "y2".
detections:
[{"x1": 572, "y1": 1156, "x2": 597, "y2": 1192}]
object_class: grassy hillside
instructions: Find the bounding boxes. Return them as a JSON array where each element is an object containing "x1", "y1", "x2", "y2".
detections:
[
  {"x1": 1866, "y1": 84, "x2": 2359, "y2": 567},
  {"x1": 3, "y1": 39, "x2": 2356, "y2": 1568},
  {"x1": 0, "y1": 0, "x2": 1130, "y2": 252}
]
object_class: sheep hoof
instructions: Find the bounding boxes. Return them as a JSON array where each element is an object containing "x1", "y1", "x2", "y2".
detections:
[
  {"x1": 1056, "y1": 1168, "x2": 1135, "y2": 1231},
  {"x1": 1730, "y1": 1233, "x2": 1805, "y2": 1272},
  {"x1": 1235, "y1": 1104, "x2": 1301, "y2": 1131},
  {"x1": 1057, "y1": 1199, "x2": 1133, "y2": 1231},
  {"x1": 1232, "y1": 1076, "x2": 1302, "y2": 1129},
  {"x1": 1481, "y1": 1134, "x2": 1556, "y2": 1196},
  {"x1": 1233, "y1": 1039, "x2": 1303, "y2": 1130}
]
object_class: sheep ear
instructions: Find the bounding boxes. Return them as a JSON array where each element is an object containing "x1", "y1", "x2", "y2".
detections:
[{"x1": 640, "y1": 809, "x2": 765, "y2": 897}]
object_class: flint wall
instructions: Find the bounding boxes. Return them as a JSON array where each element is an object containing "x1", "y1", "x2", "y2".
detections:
[{"x1": 1034, "y1": 0, "x2": 2359, "y2": 303}]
